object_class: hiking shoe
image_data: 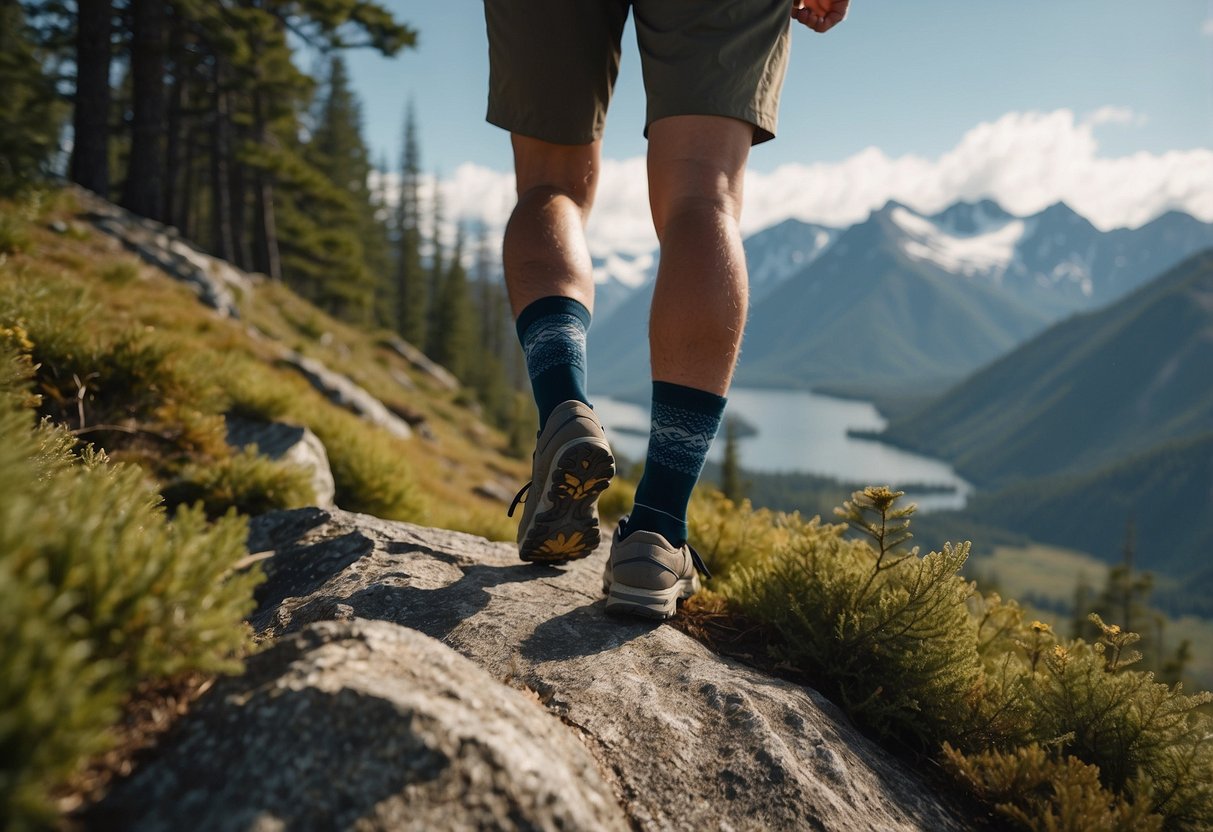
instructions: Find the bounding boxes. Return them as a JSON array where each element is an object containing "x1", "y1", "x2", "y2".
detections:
[
  {"x1": 602, "y1": 519, "x2": 711, "y2": 620},
  {"x1": 509, "y1": 400, "x2": 615, "y2": 563}
]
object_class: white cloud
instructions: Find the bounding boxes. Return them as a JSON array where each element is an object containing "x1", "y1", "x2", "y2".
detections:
[
  {"x1": 1084, "y1": 105, "x2": 1147, "y2": 127},
  {"x1": 742, "y1": 109, "x2": 1213, "y2": 235},
  {"x1": 1202, "y1": 17, "x2": 1213, "y2": 36},
  {"x1": 394, "y1": 108, "x2": 1213, "y2": 258}
]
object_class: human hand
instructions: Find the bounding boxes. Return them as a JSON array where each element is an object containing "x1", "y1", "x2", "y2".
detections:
[{"x1": 791, "y1": 0, "x2": 849, "y2": 33}]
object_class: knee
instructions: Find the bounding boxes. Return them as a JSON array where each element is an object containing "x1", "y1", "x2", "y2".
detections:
[
  {"x1": 516, "y1": 182, "x2": 595, "y2": 219},
  {"x1": 652, "y1": 192, "x2": 742, "y2": 242},
  {"x1": 512, "y1": 136, "x2": 599, "y2": 217}
]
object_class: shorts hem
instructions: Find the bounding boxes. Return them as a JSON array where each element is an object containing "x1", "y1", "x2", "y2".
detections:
[
  {"x1": 644, "y1": 106, "x2": 778, "y2": 146},
  {"x1": 486, "y1": 109, "x2": 604, "y2": 147}
]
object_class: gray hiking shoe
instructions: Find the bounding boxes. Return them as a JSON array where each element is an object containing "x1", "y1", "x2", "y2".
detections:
[
  {"x1": 602, "y1": 519, "x2": 711, "y2": 620},
  {"x1": 509, "y1": 400, "x2": 615, "y2": 563}
]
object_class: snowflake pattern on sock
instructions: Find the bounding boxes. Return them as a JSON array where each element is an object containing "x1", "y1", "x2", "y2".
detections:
[
  {"x1": 648, "y1": 401, "x2": 722, "y2": 475},
  {"x1": 522, "y1": 313, "x2": 588, "y2": 380}
]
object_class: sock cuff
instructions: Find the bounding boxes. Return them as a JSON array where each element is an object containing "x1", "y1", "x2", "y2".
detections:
[
  {"x1": 515, "y1": 296, "x2": 591, "y2": 342},
  {"x1": 652, "y1": 380, "x2": 727, "y2": 414}
]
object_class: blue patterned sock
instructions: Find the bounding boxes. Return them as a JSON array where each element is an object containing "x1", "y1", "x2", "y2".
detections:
[
  {"x1": 626, "y1": 381, "x2": 727, "y2": 546},
  {"x1": 515, "y1": 296, "x2": 591, "y2": 430}
]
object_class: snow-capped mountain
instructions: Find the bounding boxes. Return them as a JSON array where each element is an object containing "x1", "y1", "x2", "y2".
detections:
[
  {"x1": 743, "y1": 218, "x2": 841, "y2": 300},
  {"x1": 889, "y1": 199, "x2": 1028, "y2": 281},
  {"x1": 885, "y1": 199, "x2": 1213, "y2": 316},
  {"x1": 587, "y1": 198, "x2": 1213, "y2": 395},
  {"x1": 591, "y1": 251, "x2": 657, "y2": 320}
]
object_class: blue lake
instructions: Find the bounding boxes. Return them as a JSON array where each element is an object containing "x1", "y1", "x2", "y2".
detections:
[{"x1": 594, "y1": 387, "x2": 973, "y2": 512}]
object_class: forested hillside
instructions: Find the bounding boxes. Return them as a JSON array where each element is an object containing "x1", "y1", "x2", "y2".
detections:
[
  {"x1": 4, "y1": 0, "x2": 530, "y2": 438},
  {"x1": 960, "y1": 432, "x2": 1213, "y2": 576},
  {"x1": 883, "y1": 249, "x2": 1213, "y2": 487}
]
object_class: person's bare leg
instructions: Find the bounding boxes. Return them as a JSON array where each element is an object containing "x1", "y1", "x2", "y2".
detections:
[
  {"x1": 647, "y1": 116, "x2": 754, "y2": 395},
  {"x1": 614, "y1": 115, "x2": 754, "y2": 551},
  {"x1": 505, "y1": 135, "x2": 615, "y2": 564},
  {"x1": 503, "y1": 135, "x2": 600, "y2": 316}
]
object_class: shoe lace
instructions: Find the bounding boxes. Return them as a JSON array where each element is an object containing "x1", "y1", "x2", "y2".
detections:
[{"x1": 507, "y1": 481, "x2": 531, "y2": 518}]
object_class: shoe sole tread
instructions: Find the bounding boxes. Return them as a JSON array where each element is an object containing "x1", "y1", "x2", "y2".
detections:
[{"x1": 519, "y1": 438, "x2": 614, "y2": 564}]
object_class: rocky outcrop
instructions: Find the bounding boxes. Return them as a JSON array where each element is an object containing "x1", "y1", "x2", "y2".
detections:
[
  {"x1": 225, "y1": 416, "x2": 337, "y2": 508},
  {"x1": 93, "y1": 620, "x2": 629, "y2": 832},
  {"x1": 282, "y1": 351, "x2": 413, "y2": 441},
  {"x1": 74, "y1": 188, "x2": 429, "y2": 447},
  {"x1": 99, "y1": 508, "x2": 970, "y2": 831},
  {"x1": 81, "y1": 190, "x2": 249, "y2": 319},
  {"x1": 383, "y1": 335, "x2": 460, "y2": 392}
]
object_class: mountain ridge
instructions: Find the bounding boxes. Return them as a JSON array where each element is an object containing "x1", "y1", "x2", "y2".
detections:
[
  {"x1": 882, "y1": 248, "x2": 1213, "y2": 488},
  {"x1": 589, "y1": 198, "x2": 1213, "y2": 395}
]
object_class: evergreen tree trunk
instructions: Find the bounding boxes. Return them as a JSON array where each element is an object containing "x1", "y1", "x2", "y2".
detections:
[
  {"x1": 248, "y1": 36, "x2": 281, "y2": 280},
  {"x1": 180, "y1": 125, "x2": 197, "y2": 240},
  {"x1": 425, "y1": 179, "x2": 445, "y2": 357},
  {"x1": 121, "y1": 0, "x2": 167, "y2": 220},
  {"x1": 252, "y1": 173, "x2": 281, "y2": 279},
  {"x1": 395, "y1": 104, "x2": 427, "y2": 345},
  {"x1": 229, "y1": 131, "x2": 251, "y2": 269},
  {"x1": 163, "y1": 14, "x2": 187, "y2": 229},
  {"x1": 210, "y1": 54, "x2": 235, "y2": 261},
  {"x1": 721, "y1": 419, "x2": 745, "y2": 501},
  {"x1": 70, "y1": 0, "x2": 113, "y2": 197}
]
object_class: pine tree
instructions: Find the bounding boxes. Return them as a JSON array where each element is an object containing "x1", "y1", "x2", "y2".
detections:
[
  {"x1": 121, "y1": 0, "x2": 168, "y2": 220},
  {"x1": 0, "y1": 0, "x2": 64, "y2": 192},
  {"x1": 431, "y1": 224, "x2": 474, "y2": 379},
  {"x1": 287, "y1": 54, "x2": 380, "y2": 321},
  {"x1": 425, "y1": 175, "x2": 446, "y2": 357},
  {"x1": 395, "y1": 103, "x2": 427, "y2": 345},
  {"x1": 721, "y1": 418, "x2": 746, "y2": 501},
  {"x1": 1073, "y1": 519, "x2": 1194, "y2": 677},
  {"x1": 369, "y1": 151, "x2": 396, "y2": 327},
  {"x1": 1071, "y1": 571, "x2": 1094, "y2": 640},
  {"x1": 69, "y1": 0, "x2": 113, "y2": 196}
]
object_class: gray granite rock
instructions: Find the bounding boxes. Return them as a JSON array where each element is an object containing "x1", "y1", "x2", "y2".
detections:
[
  {"x1": 81, "y1": 191, "x2": 250, "y2": 318},
  {"x1": 282, "y1": 351, "x2": 413, "y2": 441},
  {"x1": 472, "y1": 479, "x2": 515, "y2": 504},
  {"x1": 383, "y1": 335, "x2": 460, "y2": 392},
  {"x1": 95, "y1": 620, "x2": 630, "y2": 832},
  {"x1": 236, "y1": 508, "x2": 970, "y2": 831},
  {"x1": 225, "y1": 416, "x2": 337, "y2": 508}
]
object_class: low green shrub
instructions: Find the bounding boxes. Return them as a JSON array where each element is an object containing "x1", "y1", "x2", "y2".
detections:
[
  {"x1": 162, "y1": 446, "x2": 316, "y2": 518},
  {"x1": 0, "y1": 211, "x2": 31, "y2": 256},
  {"x1": 941, "y1": 742, "x2": 1163, "y2": 832},
  {"x1": 597, "y1": 476, "x2": 636, "y2": 524},
  {"x1": 211, "y1": 354, "x2": 302, "y2": 422},
  {"x1": 702, "y1": 486, "x2": 1213, "y2": 830},
  {"x1": 0, "y1": 278, "x2": 227, "y2": 464},
  {"x1": 690, "y1": 492, "x2": 806, "y2": 581},
  {"x1": 0, "y1": 344, "x2": 261, "y2": 829},
  {"x1": 722, "y1": 487, "x2": 982, "y2": 745},
  {"x1": 309, "y1": 408, "x2": 426, "y2": 522},
  {"x1": 98, "y1": 260, "x2": 139, "y2": 286},
  {"x1": 1028, "y1": 616, "x2": 1213, "y2": 827},
  {"x1": 203, "y1": 353, "x2": 426, "y2": 522}
]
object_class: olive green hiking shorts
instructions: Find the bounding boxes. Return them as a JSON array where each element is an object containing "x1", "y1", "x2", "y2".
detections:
[{"x1": 485, "y1": 0, "x2": 791, "y2": 146}]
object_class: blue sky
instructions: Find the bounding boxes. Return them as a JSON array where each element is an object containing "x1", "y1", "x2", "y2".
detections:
[
  {"x1": 346, "y1": 1, "x2": 1212, "y2": 172},
  {"x1": 340, "y1": 1, "x2": 1213, "y2": 256}
]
